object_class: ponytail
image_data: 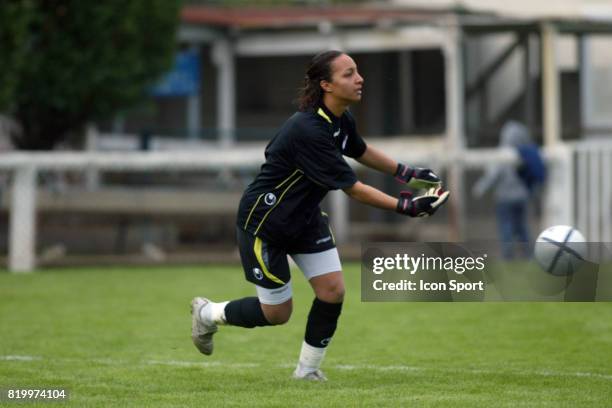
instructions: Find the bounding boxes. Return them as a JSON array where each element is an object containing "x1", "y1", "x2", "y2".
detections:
[{"x1": 295, "y1": 50, "x2": 343, "y2": 111}]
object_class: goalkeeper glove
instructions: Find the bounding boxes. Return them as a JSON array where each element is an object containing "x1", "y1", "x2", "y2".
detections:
[
  {"x1": 396, "y1": 187, "x2": 450, "y2": 218},
  {"x1": 395, "y1": 163, "x2": 442, "y2": 189}
]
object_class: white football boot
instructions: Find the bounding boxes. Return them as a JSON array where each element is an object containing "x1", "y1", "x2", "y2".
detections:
[
  {"x1": 191, "y1": 297, "x2": 218, "y2": 356},
  {"x1": 292, "y1": 363, "x2": 328, "y2": 381}
]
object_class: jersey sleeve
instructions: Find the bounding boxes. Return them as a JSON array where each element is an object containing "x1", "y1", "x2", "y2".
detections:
[
  {"x1": 294, "y1": 126, "x2": 358, "y2": 190},
  {"x1": 343, "y1": 111, "x2": 367, "y2": 159}
]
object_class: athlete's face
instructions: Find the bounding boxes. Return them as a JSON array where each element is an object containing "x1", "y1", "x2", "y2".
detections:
[{"x1": 321, "y1": 54, "x2": 364, "y2": 103}]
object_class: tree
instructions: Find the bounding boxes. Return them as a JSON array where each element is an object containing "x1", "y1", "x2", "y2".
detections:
[
  {"x1": 9, "y1": 1, "x2": 181, "y2": 150},
  {"x1": 0, "y1": 2, "x2": 33, "y2": 112}
]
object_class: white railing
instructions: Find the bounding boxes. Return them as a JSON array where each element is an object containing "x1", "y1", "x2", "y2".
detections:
[
  {"x1": 575, "y1": 140, "x2": 612, "y2": 243},
  {"x1": 1, "y1": 140, "x2": 592, "y2": 272}
]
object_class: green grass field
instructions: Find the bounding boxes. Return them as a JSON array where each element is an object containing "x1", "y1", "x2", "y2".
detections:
[{"x1": 1, "y1": 264, "x2": 612, "y2": 407}]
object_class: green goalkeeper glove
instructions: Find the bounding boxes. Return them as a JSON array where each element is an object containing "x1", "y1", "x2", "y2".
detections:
[
  {"x1": 396, "y1": 187, "x2": 450, "y2": 217},
  {"x1": 395, "y1": 163, "x2": 442, "y2": 190}
]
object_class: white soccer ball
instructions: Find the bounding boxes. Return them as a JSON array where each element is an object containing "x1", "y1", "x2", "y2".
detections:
[{"x1": 534, "y1": 225, "x2": 587, "y2": 276}]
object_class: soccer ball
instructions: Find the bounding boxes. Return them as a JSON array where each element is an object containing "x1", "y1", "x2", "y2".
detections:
[{"x1": 534, "y1": 225, "x2": 587, "y2": 276}]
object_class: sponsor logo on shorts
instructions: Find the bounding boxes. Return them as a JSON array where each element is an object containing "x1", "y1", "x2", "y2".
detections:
[
  {"x1": 316, "y1": 236, "x2": 332, "y2": 245},
  {"x1": 252, "y1": 268, "x2": 263, "y2": 280},
  {"x1": 320, "y1": 337, "x2": 331, "y2": 346},
  {"x1": 264, "y1": 193, "x2": 277, "y2": 206}
]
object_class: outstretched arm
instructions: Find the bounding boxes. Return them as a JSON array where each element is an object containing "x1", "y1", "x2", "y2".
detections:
[
  {"x1": 356, "y1": 144, "x2": 443, "y2": 189},
  {"x1": 344, "y1": 181, "x2": 450, "y2": 217},
  {"x1": 343, "y1": 181, "x2": 397, "y2": 210},
  {"x1": 355, "y1": 144, "x2": 397, "y2": 175},
  {"x1": 472, "y1": 165, "x2": 502, "y2": 198}
]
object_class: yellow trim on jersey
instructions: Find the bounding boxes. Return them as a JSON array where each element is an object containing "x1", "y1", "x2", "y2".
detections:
[
  {"x1": 254, "y1": 175, "x2": 303, "y2": 235},
  {"x1": 254, "y1": 237, "x2": 285, "y2": 285},
  {"x1": 275, "y1": 169, "x2": 303, "y2": 189},
  {"x1": 244, "y1": 170, "x2": 303, "y2": 230},
  {"x1": 317, "y1": 108, "x2": 332, "y2": 124},
  {"x1": 244, "y1": 193, "x2": 264, "y2": 229}
]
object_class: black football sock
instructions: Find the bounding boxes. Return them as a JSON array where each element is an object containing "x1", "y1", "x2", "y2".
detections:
[
  {"x1": 304, "y1": 298, "x2": 343, "y2": 348},
  {"x1": 224, "y1": 297, "x2": 271, "y2": 328}
]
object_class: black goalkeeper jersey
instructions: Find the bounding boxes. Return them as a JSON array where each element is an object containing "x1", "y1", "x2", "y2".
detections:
[{"x1": 236, "y1": 104, "x2": 367, "y2": 246}]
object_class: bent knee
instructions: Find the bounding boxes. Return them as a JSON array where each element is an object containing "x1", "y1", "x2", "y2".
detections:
[
  {"x1": 317, "y1": 283, "x2": 345, "y2": 304},
  {"x1": 261, "y1": 302, "x2": 293, "y2": 325},
  {"x1": 267, "y1": 314, "x2": 291, "y2": 325},
  {"x1": 265, "y1": 309, "x2": 292, "y2": 325}
]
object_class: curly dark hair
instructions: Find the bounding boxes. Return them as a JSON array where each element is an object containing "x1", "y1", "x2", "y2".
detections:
[{"x1": 295, "y1": 50, "x2": 344, "y2": 111}]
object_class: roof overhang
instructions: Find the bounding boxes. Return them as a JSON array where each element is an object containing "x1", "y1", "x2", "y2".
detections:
[
  {"x1": 180, "y1": 5, "x2": 456, "y2": 31},
  {"x1": 177, "y1": 5, "x2": 612, "y2": 48},
  {"x1": 462, "y1": 16, "x2": 612, "y2": 35}
]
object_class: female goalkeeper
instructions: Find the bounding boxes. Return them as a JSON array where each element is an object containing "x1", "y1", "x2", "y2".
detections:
[{"x1": 191, "y1": 50, "x2": 449, "y2": 381}]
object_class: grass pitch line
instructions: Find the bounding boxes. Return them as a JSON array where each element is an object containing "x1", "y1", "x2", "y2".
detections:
[
  {"x1": 147, "y1": 359, "x2": 260, "y2": 369},
  {"x1": 329, "y1": 363, "x2": 612, "y2": 381},
  {"x1": 3, "y1": 355, "x2": 612, "y2": 381},
  {"x1": 0, "y1": 355, "x2": 41, "y2": 361}
]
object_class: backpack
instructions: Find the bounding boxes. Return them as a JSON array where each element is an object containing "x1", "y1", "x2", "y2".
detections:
[{"x1": 516, "y1": 144, "x2": 546, "y2": 192}]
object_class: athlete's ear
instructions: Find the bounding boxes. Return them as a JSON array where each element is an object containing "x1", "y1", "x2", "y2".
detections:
[{"x1": 320, "y1": 80, "x2": 333, "y2": 93}]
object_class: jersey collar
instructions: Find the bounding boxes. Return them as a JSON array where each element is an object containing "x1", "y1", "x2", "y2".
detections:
[{"x1": 316, "y1": 103, "x2": 340, "y2": 126}]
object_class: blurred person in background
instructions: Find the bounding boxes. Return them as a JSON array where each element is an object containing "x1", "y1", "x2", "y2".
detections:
[
  {"x1": 473, "y1": 120, "x2": 545, "y2": 259},
  {"x1": 190, "y1": 50, "x2": 449, "y2": 381}
]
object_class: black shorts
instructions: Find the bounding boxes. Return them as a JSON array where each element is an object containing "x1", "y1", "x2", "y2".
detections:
[{"x1": 236, "y1": 212, "x2": 336, "y2": 290}]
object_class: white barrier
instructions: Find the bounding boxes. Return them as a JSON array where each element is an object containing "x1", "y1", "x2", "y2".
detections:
[
  {"x1": 2, "y1": 140, "x2": 600, "y2": 272},
  {"x1": 575, "y1": 141, "x2": 612, "y2": 243}
]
